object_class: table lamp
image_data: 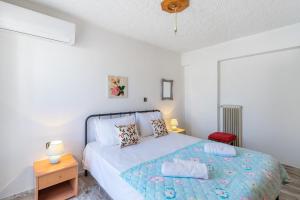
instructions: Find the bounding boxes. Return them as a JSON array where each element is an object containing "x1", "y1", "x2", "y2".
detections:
[
  {"x1": 170, "y1": 119, "x2": 179, "y2": 131},
  {"x1": 46, "y1": 140, "x2": 64, "y2": 164}
]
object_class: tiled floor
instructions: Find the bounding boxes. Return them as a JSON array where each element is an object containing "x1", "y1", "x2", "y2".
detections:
[{"x1": 3, "y1": 165, "x2": 300, "y2": 200}]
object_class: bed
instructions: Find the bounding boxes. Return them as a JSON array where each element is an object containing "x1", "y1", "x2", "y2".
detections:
[{"x1": 83, "y1": 110, "x2": 286, "y2": 200}]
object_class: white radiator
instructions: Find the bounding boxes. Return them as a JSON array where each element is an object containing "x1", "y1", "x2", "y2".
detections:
[{"x1": 221, "y1": 105, "x2": 243, "y2": 147}]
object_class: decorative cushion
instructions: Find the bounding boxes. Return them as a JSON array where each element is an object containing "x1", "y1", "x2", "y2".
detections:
[
  {"x1": 136, "y1": 112, "x2": 162, "y2": 137},
  {"x1": 115, "y1": 124, "x2": 139, "y2": 148},
  {"x1": 208, "y1": 132, "x2": 237, "y2": 144},
  {"x1": 95, "y1": 115, "x2": 135, "y2": 146},
  {"x1": 150, "y1": 119, "x2": 168, "y2": 138}
]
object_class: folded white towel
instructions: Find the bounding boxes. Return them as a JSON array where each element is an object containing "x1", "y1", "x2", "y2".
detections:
[
  {"x1": 204, "y1": 143, "x2": 236, "y2": 157},
  {"x1": 161, "y1": 159, "x2": 209, "y2": 179}
]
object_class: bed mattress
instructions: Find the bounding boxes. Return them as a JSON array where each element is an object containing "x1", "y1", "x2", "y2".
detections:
[
  {"x1": 83, "y1": 133, "x2": 285, "y2": 200},
  {"x1": 83, "y1": 133, "x2": 199, "y2": 200}
]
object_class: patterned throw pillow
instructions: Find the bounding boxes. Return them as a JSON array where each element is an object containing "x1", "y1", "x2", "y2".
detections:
[
  {"x1": 150, "y1": 119, "x2": 169, "y2": 138},
  {"x1": 115, "y1": 124, "x2": 139, "y2": 148}
]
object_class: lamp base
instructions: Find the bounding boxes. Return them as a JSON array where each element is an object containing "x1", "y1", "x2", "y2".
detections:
[
  {"x1": 171, "y1": 126, "x2": 178, "y2": 131},
  {"x1": 48, "y1": 155, "x2": 61, "y2": 164}
]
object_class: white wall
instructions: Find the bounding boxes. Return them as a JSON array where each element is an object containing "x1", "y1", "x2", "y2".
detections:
[
  {"x1": 182, "y1": 23, "x2": 300, "y2": 167},
  {"x1": 220, "y1": 48, "x2": 300, "y2": 167},
  {"x1": 0, "y1": 15, "x2": 183, "y2": 199}
]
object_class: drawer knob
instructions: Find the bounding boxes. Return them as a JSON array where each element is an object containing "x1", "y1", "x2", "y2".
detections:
[{"x1": 59, "y1": 175, "x2": 62, "y2": 178}]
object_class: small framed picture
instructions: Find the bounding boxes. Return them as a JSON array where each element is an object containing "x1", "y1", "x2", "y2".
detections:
[{"x1": 108, "y1": 75, "x2": 128, "y2": 98}]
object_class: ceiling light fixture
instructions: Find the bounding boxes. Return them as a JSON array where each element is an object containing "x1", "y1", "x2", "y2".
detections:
[{"x1": 161, "y1": 0, "x2": 189, "y2": 35}]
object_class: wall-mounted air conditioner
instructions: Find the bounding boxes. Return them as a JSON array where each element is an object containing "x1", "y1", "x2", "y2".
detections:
[{"x1": 0, "y1": 1, "x2": 76, "y2": 45}]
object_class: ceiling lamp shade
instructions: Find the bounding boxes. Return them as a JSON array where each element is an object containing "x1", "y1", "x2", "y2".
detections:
[
  {"x1": 161, "y1": 0, "x2": 189, "y2": 34},
  {"x1": 161, "y1": 0, "x2": 189, "y2": 13}
]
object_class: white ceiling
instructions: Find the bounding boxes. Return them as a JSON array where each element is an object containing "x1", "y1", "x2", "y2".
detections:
[{"x1": 8, "y1": 0, "x2": 300, "y2": 52}]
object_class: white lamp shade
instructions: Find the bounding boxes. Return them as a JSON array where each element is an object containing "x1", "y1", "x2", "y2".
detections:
[
  {"x1": 46, "y1": 140, "x2": 64, "y2": 156},
  {"x1": 170, "y1": 119, "x2": 178, "y2": 126}
]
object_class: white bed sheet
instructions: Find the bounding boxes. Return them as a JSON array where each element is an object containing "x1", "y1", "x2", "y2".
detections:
[{"x1": 83, "y1": 133, "x2": 200, "y2": 200}]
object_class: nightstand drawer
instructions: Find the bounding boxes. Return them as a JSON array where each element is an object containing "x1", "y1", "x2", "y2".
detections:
[{"x1": 38, "y1": 166, "x2": 77, "y2": 190}]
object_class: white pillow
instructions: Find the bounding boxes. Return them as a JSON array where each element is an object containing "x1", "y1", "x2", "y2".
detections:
[
  {"x1": 95, "y1": 115, "x2": 136, "y2": 146},
  {"x1": 136, "y1": 111, "x2": 162, "y2": 137}
]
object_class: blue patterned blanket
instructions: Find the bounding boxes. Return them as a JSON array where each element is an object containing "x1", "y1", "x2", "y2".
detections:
[{"x1": 121, "y1": 140, "x2": 287, "y2": 200}]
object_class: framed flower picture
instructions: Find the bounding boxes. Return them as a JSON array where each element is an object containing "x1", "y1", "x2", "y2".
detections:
[{"x1": 108, "y1": 75, "x2": 128, "y2": 98}]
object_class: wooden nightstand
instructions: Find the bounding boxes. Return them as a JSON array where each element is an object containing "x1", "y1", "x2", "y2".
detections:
[
  {"x1": 33, "y1": 154, "x2": 78, "y2": 200},
  {"x1": 169, "y1": 128, "x2": 186, "y2": 134}
]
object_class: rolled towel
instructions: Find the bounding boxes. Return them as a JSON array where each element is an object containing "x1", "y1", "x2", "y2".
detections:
[
  {"x1": 173, "y1": 158, "x2": 199, "y2": 164},
  {"x1": 161, "y1": 159, "x2": 209, "y2": 179},
  {"x1": 204, "y1": 143, "x2": 236, "y2": 157}
]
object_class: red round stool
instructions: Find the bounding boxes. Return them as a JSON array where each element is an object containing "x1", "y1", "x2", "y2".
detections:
[{"x1": 208, "y1": 132, "x2": 236, "y2": 145}]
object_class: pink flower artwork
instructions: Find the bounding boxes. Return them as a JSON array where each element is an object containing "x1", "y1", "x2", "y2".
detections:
[
  {"x1": 108, "y1": 75, "x2": 128, "y2": 98},
  {"x1": 111, "y1": 86, "x2": 120, "y2": 96}
]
